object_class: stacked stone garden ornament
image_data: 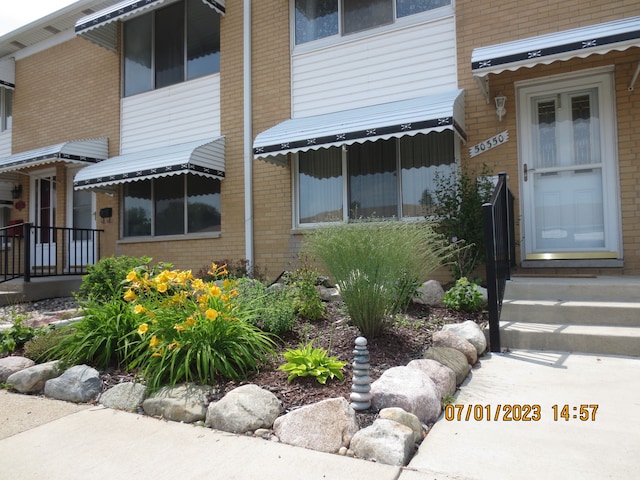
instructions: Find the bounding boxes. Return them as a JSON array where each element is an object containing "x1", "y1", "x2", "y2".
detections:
[{"x1": 350, "y1": 336, "x2": 372, "y2": 410}]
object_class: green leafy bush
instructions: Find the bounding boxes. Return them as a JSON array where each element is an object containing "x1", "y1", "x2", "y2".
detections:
[
  {"x1": 75, "y1": 255, "x2": 152, "y2": 302},
  {"x1": 304, "y1": 221, "x2": 453, "y2": 337},
  {"x1": 123, "y1": 264, "x2": 277, "y2": 392},
  {"x1": 236, "y1": 279, "x2": 298, "y2": 336},
  {"x1": 283, "y1": 262, "x2": 327, "y2": 321},
  {"x1": 278, "y1": 341, "x2": 346, "y2": 384},
  {"x1": 0, "y1": 316, "x2": 37, "y2": 355},
  {"x1": 442, "y1": 277, "x2": 484, "y2": 313},
  {"x1": 431, "y1": 165, "x2": 494, "y2": 279}
]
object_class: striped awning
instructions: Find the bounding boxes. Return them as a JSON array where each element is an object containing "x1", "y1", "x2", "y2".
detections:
[
  {"x1": 75, "y1": 0, "x2": 225, "y2": 51},
  {"x1": 0, "y1": 58, "x2": 15, "y2": 89},
  {"x1": 74, "y1": 137, "x2": 225, "y2": 190},
  {"x1": 253, "y1": 90, "x2": 466, "y2": 159},
  {"x1": 0, "y1": 138, "x2": 108, "y2": 174},
  {"x1": 472, "y1": 15, "x2": 640, "y2": 77}
]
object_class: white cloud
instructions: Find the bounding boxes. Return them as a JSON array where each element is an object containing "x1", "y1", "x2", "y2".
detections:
[{"x1": 0, "y1": 1, "x2": 78, "y2": 37}]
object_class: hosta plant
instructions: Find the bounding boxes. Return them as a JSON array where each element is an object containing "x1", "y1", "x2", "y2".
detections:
[{"x1": 278, "y1": 341, "x2": 346, "y2": 385}]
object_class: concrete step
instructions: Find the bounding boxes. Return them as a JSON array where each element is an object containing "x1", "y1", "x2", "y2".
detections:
[
  {"x1": 501, "y1": 299, "x2": 640, "y2": 326},
  {"x1": 506, "y1": 276, "x2": 640, "y2": 302}
]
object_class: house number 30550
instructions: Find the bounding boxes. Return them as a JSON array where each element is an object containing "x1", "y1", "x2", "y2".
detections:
[{"x1": 469, "y1": 130, "x2": 509, "y2": 158}]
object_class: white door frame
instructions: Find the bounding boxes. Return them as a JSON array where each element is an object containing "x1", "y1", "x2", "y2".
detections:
[{"x1": 29, "y1": 167, "x2": 57, "y2": 268}]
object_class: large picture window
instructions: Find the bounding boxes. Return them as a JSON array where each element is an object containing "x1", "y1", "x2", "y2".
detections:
[
  {"x1": 123, "y1": 0, "x2": 220, "y2": 97},
  {"x1": 123, "y1": 175, "x2": 221, "y2": 237},
  {"x1": 294, "y1": 0, "x2": 452, "y2": 45},
  {"x1": 296, "y1": 131, "x2": 456, "y2": 225}
]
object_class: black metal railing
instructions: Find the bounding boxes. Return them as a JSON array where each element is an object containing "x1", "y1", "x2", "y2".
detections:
[
  {"x1": 0, "y1": 223, "x2": 103, "y2": 284},
  {"x1": 482, "y1": 172, "x2": 516, "y2": 353}
]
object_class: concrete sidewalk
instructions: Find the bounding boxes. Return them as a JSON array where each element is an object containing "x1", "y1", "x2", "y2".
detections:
[{"x1": 1, "y1": 350, "x2": 638, "y2": 480}]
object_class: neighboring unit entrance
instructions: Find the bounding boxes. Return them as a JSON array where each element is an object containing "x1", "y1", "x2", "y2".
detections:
[{"x1": 517, "y1": 70, "x2": 621, "y2": 261}]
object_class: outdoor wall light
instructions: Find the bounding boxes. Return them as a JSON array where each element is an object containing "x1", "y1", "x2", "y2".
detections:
[
  {"x1": 11, "y1": 184, "x2": 22, "y2": 199},
  {"x1": 495, "y1": 95, "x2": 507, "y2": 121}
]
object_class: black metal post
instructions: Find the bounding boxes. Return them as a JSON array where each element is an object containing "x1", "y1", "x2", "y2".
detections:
[{"x1": 23, "y1": 223, "x2": 32, "y2": 283}]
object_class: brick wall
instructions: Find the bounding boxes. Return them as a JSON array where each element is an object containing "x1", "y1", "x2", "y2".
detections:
[{"x1": 457, "y1": 0, "x2": 640, "y2": 273}]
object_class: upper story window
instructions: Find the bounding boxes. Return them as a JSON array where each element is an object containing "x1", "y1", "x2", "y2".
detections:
[
  {"x1": 0, "y1": 88, "x2": 12, "y2": 131},
  {"x1": 123, "y1": 0, "x2": 221, "y2": 97},
  {"x1": 294, "y1": 0, "x2": 452, "y2": 45}
]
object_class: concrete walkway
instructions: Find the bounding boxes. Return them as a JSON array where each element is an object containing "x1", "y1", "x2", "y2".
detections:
[{"x1": 1, "y1": 350, "x2": 638, "y2": 479}]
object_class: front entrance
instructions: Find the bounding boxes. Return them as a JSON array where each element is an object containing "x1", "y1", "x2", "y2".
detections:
[
  {"x1": 30, "y1": 169, "x2": 57, "y2": 269},
  {"x1": 517, "y1": 70, "x2": 621, "y2": 261}
]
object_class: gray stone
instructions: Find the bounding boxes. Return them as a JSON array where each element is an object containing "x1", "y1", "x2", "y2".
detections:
[
  {"x1": 442, "y1": 320, "x2": 487, "y2": 356},
  {"x1": 378, "y1": 407, "x2": 423, "y2": 444},
  {"x1": 205, "y1": 384, "x2": 282, "y2": 433},
  {"x1": 6, "y1": 361, "x2": 61, "y2": 393},
  {"x1": 273, "y1": 397, "x2": 358, "y2": 453},
  {"x1": 0, "y1": 356, "x2": 35, "y2": 383},
  {"x1": 406, "y1": 359, "x2": 456, "y2": 400},
  {"x1": 44, "y1": 365, "x2": 102, "y2": 403},
  {"x1": 370, "y1": 366, "x2": 441, "y2": 424},
  {"x1": 423, "y1": 347, "x2": 470, "y2": 385},
  {"x1": 432, "y1": 330, "x2": 478, "y2": 365},
  {"x1": 317, "y1": 286, "x2": 340, "y2": 302},
  {"x1": 350, "y1": 419, "x2": 415, "y2": 466},
  {"x1": 413, "y1": 280, "x2": 445, "y2": 306},
  {"x1": 100, "y1": 382, "x2": 147, "y2": 411},
  {"x1": 142, "y1": 384, "x2": 209, "y2": 423}
]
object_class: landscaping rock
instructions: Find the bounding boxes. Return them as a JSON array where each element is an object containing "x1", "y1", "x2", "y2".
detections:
[
  {"x1": 0, "y1": 356, "x2": 35, "y2": 383},
  {"x1": 317, "y1": 286, "x2": 340, "y2": 302},
  {"x1": 422, "y1": 347, "x2": 470, "y2": 385},
  {"x1": 442, "y1": 320, "x2": 487, "y2": 356},
  {"x1": 6, "y1": 360, "x2": 61, "y2": 393},
  {"x1": 205, "y1": 384, "x2": 282, "y2": 433},
  {"x1": 99, "y1": 382, "x2": 147, "y2": 411},
  {"x1": 432, "y1": 330, "x2": 478, "y2": 365},
  {"x1": 44, "y1": 365, "x2": 102, "y2": 403},
  {"x1": 142, "y1": 384, "x2": 209, "y2": 423},
  {"x1": 378, "y1": 407, "x2": 423, "y2": 444},
  {"x1": 273, "y1": 397, "x2": 358, "y2": 453},
  {"x1": 370, "y1": 366, "x2": 441, "y2": 424},
  {"x1": 413, "y1": 280, "x2": 445, "y2": 306},
  {"x1": 350, "y1": 419, "x2": 415, "y2": 466},
  {"x1": 406, "y1": 359, "x2": 456, "y2": 400}
]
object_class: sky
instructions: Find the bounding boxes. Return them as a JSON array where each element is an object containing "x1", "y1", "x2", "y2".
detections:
[{"x1": 0, "y1": 0, "x2": 78, "y2": 37}]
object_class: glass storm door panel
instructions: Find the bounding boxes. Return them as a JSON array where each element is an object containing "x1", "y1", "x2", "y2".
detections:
[
  {"x1": 33, "y1": 174, "x2": 57, "y2": 267},
  {"x1": 69, "y1": 188, "x2": 95, "y2": 267}
]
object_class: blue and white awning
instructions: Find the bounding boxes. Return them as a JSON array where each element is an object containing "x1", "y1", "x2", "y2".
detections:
[
  {"x1": 472, "y1": 15, "x2": 640, "y2": 77},
  {"x1": 74, "y1": 137, "x2": 225, "y2": 190},
  {"x1": 75, "y1": 0, "x2": 225, "y2": 51},
  {"x1": 0, "y1": 138, "x2": 108, "y2": 174},
  {"x1": 253, "y1": 90, "x2": 466, "y2": 159}
]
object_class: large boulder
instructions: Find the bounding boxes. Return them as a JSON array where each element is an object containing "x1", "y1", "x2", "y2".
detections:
[
  {"x1": 142, "y1": 384, "x2": 209, "y2": 423},
  {"x1": 7, "y1": 361, "x2": 61, "y2": 393},
  {"x1": 0, "y1": 356, "x2": 35, "y2": 383},
  {"x1": 432, "y1": 330, "x2": 478, "y2": 365},
  {"x1": 422, "y1": 347, "x2": 470, "y2": 385},
  {"x1": 378, "y1": 407, "x2": 424, "y2": 444},
  {"x1": 273, "y1": 397, "x2": 358, "y2": 453},
  {"x1": 350, "y1": 419, "x2": 415, "y2": 466},
  {"x1": 205, "y1": 384, "x2": 282, "y2": 433},
  {"x1": 44, "y1": 365, "x2": 102, "y2": 403},
  {"x1": 100, "y1": 382, "x2": 147, "y2": 411},
  {"x1": 442, "y1": 320, "x2": 487, "y2": 356},
  {"x1": 413, "y1": 280, "x2": 445, "y2": 306},
  {"x1": 406, "y1": 359, "x2": 456, "y2": 400},
  {"x1": 370, "y1": 366, "x2": 441, "y2": 424}
]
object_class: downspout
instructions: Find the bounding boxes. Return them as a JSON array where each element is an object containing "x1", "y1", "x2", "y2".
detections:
[{"x1": 243, "y1": 0, "x2": 254, "y2": 273}]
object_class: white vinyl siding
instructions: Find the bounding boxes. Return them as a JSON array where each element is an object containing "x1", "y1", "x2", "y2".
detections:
[
  {"x1": 120, "y1": 74, "x2": 220, "y2": 153},
  {"x1": 291, "y1": 15, "x2": 456, "y2": 117},
  {"x1": 0, "y1": 131, "x2": 10, "y2": 158}
]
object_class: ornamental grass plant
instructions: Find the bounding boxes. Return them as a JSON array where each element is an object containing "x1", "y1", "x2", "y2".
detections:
[{"x1": 304, "y1": 220, "x2": 453, "y2": 337}]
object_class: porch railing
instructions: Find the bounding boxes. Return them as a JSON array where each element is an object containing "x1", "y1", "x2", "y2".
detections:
[
  {"x1": 482, "y1": 172, "x2": 516, "y2": 353},
  {"x1": 0, "y1": 222, "x2": 103, "y2": 284}
]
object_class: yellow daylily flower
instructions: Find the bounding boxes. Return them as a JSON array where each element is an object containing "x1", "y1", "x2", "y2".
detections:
[
  {"x1": 185, "y1": 316, "x2": 197, "y2": 326},
  {"x1": 156, "y1": 282, "x2": 168, "y2": 293},
  {"x1": 209, "y1": 284, "x2": 222, "y2": 297},
  {"x1": 126, "y1": 271, "x2": 138, "y2": 282},
  {"x1": 133, "y1": 305, "x2": 146, "y2": 315},
  {"x1": 137, "y1": 323, "x2": 149, "y2": 335},
  {"x1": 205, "y1": 308, "x2": 220, "y2": 321},
  {"x1": 173, "y1": 324, "x2": 186, "y2": 332},
  {"x1": 149, "y1": 335, "x2": 161, "y2": 348},
  {"x1": 123, "y1": 289, "x2": 136, "y2": 301}
]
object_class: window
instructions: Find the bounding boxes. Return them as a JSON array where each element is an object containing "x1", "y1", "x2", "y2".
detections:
[
  {"x1": 122, "y1": 175, "x2": 221, "y2": 237},
  {"x1": 123, "y1": 0, "x2": 220, "y2": 97},
  {"x1": 296, "y1": 131, "x2": 456, "y2": 225},
  {"x1": 294, "y1": 0, "x2": 452, "y2": 45},
  {"x1": 0, "y1": 87, "x2": 12, "y2": 131}
]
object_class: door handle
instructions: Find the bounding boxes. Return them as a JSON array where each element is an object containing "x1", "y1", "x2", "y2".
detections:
[{"x1": 523, "y1": 163, "x2": 536, "y2": 182}]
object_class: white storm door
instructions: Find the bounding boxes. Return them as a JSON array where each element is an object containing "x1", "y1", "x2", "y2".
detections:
[
  {"x1": 67, "y1": 168, "x2": 96, "y2": 268},
  {"x1": 519, "y1": 72, "x2": 620, "y2": 260},
  {"x1": 30, "y1": 171, "x2": 56, "y2": 267}
]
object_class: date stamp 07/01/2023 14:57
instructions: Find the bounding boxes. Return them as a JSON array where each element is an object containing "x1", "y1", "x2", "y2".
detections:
[{"x1": 444, "y1": 404, "x2": 599, "y2": 422}]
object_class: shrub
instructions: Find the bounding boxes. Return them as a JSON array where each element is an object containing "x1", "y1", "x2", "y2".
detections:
[
  {"x1": 0, "y1": 315, "x2": 37, "y2": 355},
  {"x1": 283, "y1": 261, "x2": 327, "y2": 321},
  {"x1": 123, "y1": 263, "x2": 277, "y2": 392},
  {"x1": 236, "y1": 279, "x2": 297, "y2": 336},
  {"x1": 23, "y1": 327, "x2": 73, "y2": 362},
  {"x1": 304, "y1": 220, "x2": 453, "y2": 337},
  {"x1": 431, "y1": 165, "x2": 494, "y2": 280},
  {"x1": 75, "y1": 255, "x2": 153, "y2": 302},
  {"x1": 278, "y1": 341, "x2": 346, "y2": 384},
  {"x1": 442, "y1": 277, "x2": 484, "y2": 313}
]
